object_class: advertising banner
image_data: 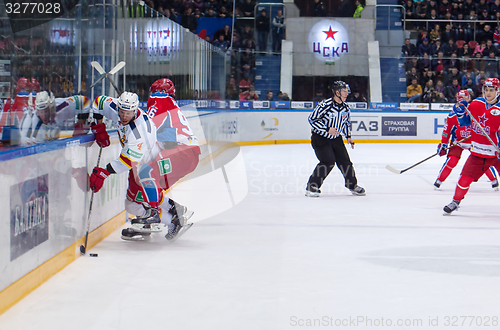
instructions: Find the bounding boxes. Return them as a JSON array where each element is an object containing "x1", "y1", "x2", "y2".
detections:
[
  {"x1": 369, "y1": 102, "x2": 398, "y2": 110},
  {"x1": 430, "y1": 103, "x2": 454, "y2": 111},
  {"x1": 382, "y1": 117, "x2": 417, "y2": 136},
  {"x1": 253, "y1": 101, "x2": 270, "y2": 109},
  {"x1": 291, "y1": 101, "x2": 314, "y2": 110},
  {"x1": 399, "y1": 103, "x2": 430, "y2": 110}
]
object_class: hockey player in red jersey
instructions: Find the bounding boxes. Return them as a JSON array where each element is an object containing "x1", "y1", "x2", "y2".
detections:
[
  {"x1": 435, "y1": 90, "x2": 499, "y2": 190},
  {"x1": 146, "y1": 78, "x2": 201, "y2": 190},
  {"x1": 0, "y1": 77, "x2": 32, "y2": 146},
  {"x1": 444, "y1": 78, "x2": 500, "y2": 214}
]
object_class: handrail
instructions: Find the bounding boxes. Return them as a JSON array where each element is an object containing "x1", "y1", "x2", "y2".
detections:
[{"x1": 374, "y1": 4, "x2": 406, "y2": 44}]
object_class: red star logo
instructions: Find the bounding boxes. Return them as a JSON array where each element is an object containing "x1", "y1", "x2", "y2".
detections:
[
  {"x1": 323, "y1": 26, "x2": 338, "y2": 41},
  {"x1": 478, "y1": 113, "x2": 488, "y2": 126}
]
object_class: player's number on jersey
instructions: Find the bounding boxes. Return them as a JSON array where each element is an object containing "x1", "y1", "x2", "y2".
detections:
[{"x1": 177, "y1": 110, "x2": 194, "y2": 136}]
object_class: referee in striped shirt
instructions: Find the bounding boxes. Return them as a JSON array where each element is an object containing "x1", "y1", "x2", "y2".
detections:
[{"x1": 305, "y1": 81, "x2": 365, "y2": 197}]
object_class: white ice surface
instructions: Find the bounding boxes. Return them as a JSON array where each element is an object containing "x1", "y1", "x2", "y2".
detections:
[{"x1": 2, "y1": 143, "x2": 500, "y2": 330}]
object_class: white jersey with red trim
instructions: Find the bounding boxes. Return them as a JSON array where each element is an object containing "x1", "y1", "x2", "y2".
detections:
[
  {"x1": 146, "y1": 92, "x2": 200, "y2": 153},
  {"x1": 93, "y1": 95, "x2": 159, "y2": 174}
]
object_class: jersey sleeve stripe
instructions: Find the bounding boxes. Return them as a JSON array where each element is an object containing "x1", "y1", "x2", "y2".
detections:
[
  {"x1": 129, "y1": 121, "x2": 142, "y2": 139},
  {"x1": 119, "y1": 153, "x2": 135, "y2": 169}
]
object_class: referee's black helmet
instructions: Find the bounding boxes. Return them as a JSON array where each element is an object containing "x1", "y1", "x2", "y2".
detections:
[{"x1": 332, "y1": 81, "x2": 351, "y2": 96}]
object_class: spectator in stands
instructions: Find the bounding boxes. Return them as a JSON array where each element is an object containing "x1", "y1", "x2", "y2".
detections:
[
  {"x1": 402, "y1": 38, "x2": 417, "y2": 57},
  {"x1": 405, "y1": 57, "x2": 419, "y2": 72},
  {"x1": 429, "y1": 24, "x2": 442, "y2": 44},
  {"x1": 220, "y1": 0, "x2": 232, "y2": 11},
  {"x1": 407, "y1": 78, "x2": 422, "y2": 102},
  {"x1": 422, "y1": 79, "x2": 435, "y2": 103},
  {"x1": 256, "y1": 9, "x2": 270, "y2": 52},
  {"x1": 277, "y1": 91, "x2": 290, "y2": 101},
  {"x1": 431, "y1": 39, "x2": 443, "y2": 56},
  {"x1": 246, "y1": 86, "x2": 259, "y2": 101},
  {"x1": 265, "y1": 90, "x2": 274, "y2": 101},
  {"x1": 193, "y1": 8, "x2": 202, "y2": 19},
  {"x1": 432, "y1": 51, "x2": 446, "y2": 74},
  {"x1": 164, "y1": 8, "x2": 177, "y2": 21},
  {"x1": 441, "y1": 24, "x2": 453, "y2": 44},
  {"x1": 214, "y1": 25, "x2": 232, "y2": 42},
  {"x1": 214, "y1": 34, "x2": 230, "y2": 50},
  {"x1": 243, "y1": 38, "x2": 256, "y2": 51},
  {"x1": 446, "y1": 67, "x2": 463, "y2": 85},
  {"x1": 439, "y1": 0, "x2": 451, "y2": 16},
  {"x1": 483, "y1": 51, "x2": 499, "y2": 78},
  {"x1": 428, "y1": 9, "x2": 439, "y2": 20},
  {"x1": 483, "y1": 39, "x2": 497, "y2": 57},
  {"x1": 474, "y1": 41, "x2": 487, "y2": 56},
  {"x1": 313, "y1": 0, "x2": 327, "y2": 17},
  {"x1": 476, "y1": 76, "x2": 486, "y2": 97},
  {"x1": 433, "y1": 91, "x2": 448, "y2": 103},
  {"x1": 418, "y1": 52, "x2": 431, "y2": 72},
  {"x1": 494, "y1": 25, "x2": 500, "y2": 47},
  {"x1": 218, "y1": 6, "x2": 230, "y2": 18},
  {"x1": 272, "y1": 9, "x2": 285, "y2": 53},
  {"x1": 340, "y1": 0, "x2": 355, "y2": 17},
  {"x1": 226, "y1": 77, "x2": 238, "y2": 100},
  {"x1": 463, "y1": 76, "x2": 476, "y2": 91},
  {"x1": 477, "y1": 25, "x2": 494, "y2": 45},
  {"x1": 478, "y1": 10, "x2": 493, "y2": 31},
  {"x1": 446, "y1": 53, "x2": 461, "y2": 71},
  {"x1": 422, "y1": 70, "x2": 436, "y2": 88},
  {"x1": 181, "y1": 7, "x2": 197, "y2": 33},
  {"x1": 205, "y1": 8, "x2": 216, "y2": 17},
  {"x1": 415, "y1": 2, "x2": 428, "y2": 29},
  {"x1": 461, "y1": 53, "x2": 474, "y2": 72},
  {"x1": 353, "y1": 0, "x2": 364, "y2": 17},
  {"x1": 348, "y1": 91, "x2": 367, "y2": 102},
  {"x1": 418, "y1": 38, "x2": 431, "y2": 56},
  {"x1": 427, "y1": 0, "x2": 438, "y2": 16},
  {"x1": 240, "y1": 47, "x2": 255, "y2": 80},
  {"x1": 453, "y1": 13, "x2": 467, "y2": 41},
  {"x1": 241, "y1": 25, "x2": 254, "y2": 44},
  {"x1": 241, "y1": 0, "x2": 255, "y2": 17},
  {"x1": 404, "y1": 0, "x2": 416, "y2": 25},
  {"x1": 231, "y1": 34, "x2": 242, "y2": 50},
  {"x1": 458, "y1": 43, "x2": 473, "y2": 58},
  {"x1": 191, "y1": 0, "x2": 204, "y2": 12},
  {"x1": 443, "y1": 37, "x2": 457, "y2": 57},
  {"x1": 476, "y1": 0, "x2": 489, "y2": 15},
  {"x1": 313, "y1": 90, "x2": 325, "y2": 103},
  {"x1": 434, "y1": 78, "x2": 445, "y2": 94},
  {"x1": 463, "y1": 0, "x2": 475, "y2": 17},
  {"x1": 444, "y1": 78, "x2": 460, "y2": 102},
  {"x1": 416, "y1": 30, "x2": 429, "y2": 48},
  {"x1": 203, "y1": 0, "x2": 218, "y2": 13},
  {"x1": 407, "y1": 67, "x2": 419, "y2": 85},
  {"x1": 491, "y1": 0, "x2": 500, "y2": 15}
]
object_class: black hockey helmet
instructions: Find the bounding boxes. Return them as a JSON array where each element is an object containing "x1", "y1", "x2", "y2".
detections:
[{"x1": 331, "y1": 81, "x2": 351, "y2": 96}]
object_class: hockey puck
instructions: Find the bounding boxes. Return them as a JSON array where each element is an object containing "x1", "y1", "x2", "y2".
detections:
[{"x1": 89, "y1": 253, "x2": 98, "y2": 257}]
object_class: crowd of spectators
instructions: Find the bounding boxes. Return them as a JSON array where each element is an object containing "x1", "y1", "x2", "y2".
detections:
[{"x1": 401, "y1": 0, "x2": 500, "y2": 103}]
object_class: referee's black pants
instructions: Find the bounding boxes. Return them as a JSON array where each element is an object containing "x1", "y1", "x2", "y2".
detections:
[{"x1": 307, "y1": 132, "x2": 358, "y2": 190}]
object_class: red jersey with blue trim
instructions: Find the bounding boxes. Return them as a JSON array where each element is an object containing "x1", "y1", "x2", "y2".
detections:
[
  {"x1": 463, "y1": 97, "x2": 500, "y2": 158},
  {"x1": 146, "y1": 92, "x2": 200, "y2": 154},
  {"x1": 441, "y1": 111, "x2": 471, "y2": 149}
]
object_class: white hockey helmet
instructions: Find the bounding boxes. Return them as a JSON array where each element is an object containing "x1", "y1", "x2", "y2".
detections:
[
  {"x1": 117, "y1": 92, "x2": 139, "y2": 114},
  {"x1": 35, "y1": 91, "x2": 51, "y2": 111}
]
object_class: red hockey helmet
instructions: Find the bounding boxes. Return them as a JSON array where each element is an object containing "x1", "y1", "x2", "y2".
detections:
[
  {"x1": 483, "y1": 77, "x2": 500, "y2": 100},
  {"x1": 15, "y1": 77, "x2": 31, "y2": 94},
  {"x1": 456, "y1": 89, "x2": 471, "y2": 102},
  {"x1": 31, "y1": 78, "x2": 40, "y2": 92},
  {"x1": 150, "y1": 78, "x2": 175, "y2": 96}
]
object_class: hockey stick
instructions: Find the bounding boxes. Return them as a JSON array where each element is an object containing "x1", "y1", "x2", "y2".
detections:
[
  {"x1": 91, "y1": 61, "x2": 125, "y2": 95},
  {"x1": 464, "y1": 107, "x2": 500, "y2": 154},
  {"x1": 80, "y1": 146, "x2": 103, "y2": 255},
  {"x1": 386, "y1": 136, "x2": 471, "y2": 174}
]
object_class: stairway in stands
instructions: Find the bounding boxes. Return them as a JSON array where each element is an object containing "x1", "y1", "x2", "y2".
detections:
[
  {"x1": 376, "y1": 0, "x2": 407, "y2": 103},
  {"x1": 254, "y1": 55, "x2": 281, "y2": 99}
]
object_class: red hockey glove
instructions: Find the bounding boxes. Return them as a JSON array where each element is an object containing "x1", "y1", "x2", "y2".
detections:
[
  {"x1": 437, "y1": 143, "x2": 448, "y2": 157},
  {"x1": 91, "y1": 123, "x2": 110, "y2": 148},
  {"x1": 89, "y1": 167, "x2": 110, "y2": 193}
]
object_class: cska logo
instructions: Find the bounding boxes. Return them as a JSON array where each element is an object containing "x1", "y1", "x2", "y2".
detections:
[{"x1": 308, "y1": 20, "x2": 349, "y2": 62}]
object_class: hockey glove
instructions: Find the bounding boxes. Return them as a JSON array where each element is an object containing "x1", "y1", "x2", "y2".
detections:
[
  {"x1": 91, "y1": 123, "x2": 110, "y2": 148},
  {"x1": 89, "y1": 167, "x2": 110, "y2": 193},
  {"x1": 452, "y1": 100, "x2": 468, "y2": 118},
  {"x1": 437, "y1": 143, "x2": 448, "y2": 156}
]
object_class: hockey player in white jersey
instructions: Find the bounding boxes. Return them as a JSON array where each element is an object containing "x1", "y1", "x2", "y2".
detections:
[
  {"x1": 19, "y1": 92, "x2": 91, "y2": 145},
  {"x1": 89, "y1": 92, "x2": 193, "y2": 241}
]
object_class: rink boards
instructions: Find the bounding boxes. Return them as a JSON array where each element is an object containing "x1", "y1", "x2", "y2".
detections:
[{"x1": 0, "y1": 109, "x2": 449, "y2": 314}]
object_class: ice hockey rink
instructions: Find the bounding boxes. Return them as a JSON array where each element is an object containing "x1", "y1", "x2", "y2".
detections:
[{"x1": 1, "y1": 143, "x2": 500, "y2": 330}]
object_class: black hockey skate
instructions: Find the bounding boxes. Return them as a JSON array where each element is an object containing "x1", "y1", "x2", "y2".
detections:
[
  {"x1": 121, "y1": 228, "x2": 152, "y2": 241},
  {"x1": 165, "y1": 199, "x2": 194, "y2": 241},
  {"x1": 443, "y1": 200, "x2": 460, "y2": 215},
  {"x1": 305, "y1": 185, "x2": 321, "y2": 197},
  {"x1": 434, "y1": 179, "x2": 442, "y2": 189},
  {"x1": 131, "y1": 204, "x2": 161, "y2": 225},
  {"x1": 349, "y1": 185, "x2": 366, "y2": 196},
  {"x1": 492, "y1": 179, "x2": 499, "y2": 191}
]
